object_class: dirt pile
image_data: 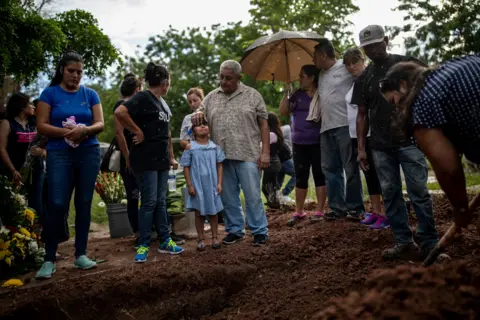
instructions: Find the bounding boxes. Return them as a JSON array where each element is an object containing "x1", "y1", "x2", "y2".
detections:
[
  {"x1": 315, "y1": 263, "x2": 480, "y2": 320},
  {"x1": 0, "y1": 195, "x2": 478, "y2": 320}
]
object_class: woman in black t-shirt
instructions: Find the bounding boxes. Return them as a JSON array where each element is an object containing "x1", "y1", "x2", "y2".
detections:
[
  {"x1": 113, "y1": 74, "x2": 142, "y2": 240},
  {"x1": 0, "y1": 92, "x2": 45, "y2": 215},
  {"x1": 115, "y1": 62, "x2": 184, "y2": 262}
]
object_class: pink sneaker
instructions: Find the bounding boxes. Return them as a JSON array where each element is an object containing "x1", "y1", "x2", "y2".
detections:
[
  {"x1": 287, "y1": 212, "x2": 307, "y2": 226},
  {"x1": 369, "y1": 215, "x2": 390, "y2": 229},
  {"x1": 360, "y1": 213, "x2": 378, "y2": 225},
  {"x1": 310, "y1": 211, "x2": 324, "y2": 221}
]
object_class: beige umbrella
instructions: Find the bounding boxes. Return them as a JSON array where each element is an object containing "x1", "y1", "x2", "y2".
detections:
[{"x1": 240, "y1": 30, "x2": 322, "y2": 83}]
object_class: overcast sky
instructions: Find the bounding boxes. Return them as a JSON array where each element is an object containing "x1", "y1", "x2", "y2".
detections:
[{"x1": 53, "y1": 0, "x2": 407, "y2": 57}]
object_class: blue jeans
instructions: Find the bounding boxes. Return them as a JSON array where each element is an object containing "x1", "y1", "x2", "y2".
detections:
[
  {"x1": 372, "y1": 145, "x2": 438, "y2": 251},
  {"x1": 44, "y1": 145, "x2": 100, "y2": 262},
  {"x1": 221, "y1": 160, "x2": 268, "y2": 236},
  {"x1": 320, "y1": 126, "x2": 365, "y2": 215},
  {"x1": 277, "y1": 159, "x2": 296, "y2": 196},
  {"x1": 134, "y1": 170, "x2": 170, "y2": 246}
]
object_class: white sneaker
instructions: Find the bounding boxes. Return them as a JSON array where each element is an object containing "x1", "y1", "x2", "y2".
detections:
[{"x1": 281, "y1": 195, "x2": 295, "y2": 204}]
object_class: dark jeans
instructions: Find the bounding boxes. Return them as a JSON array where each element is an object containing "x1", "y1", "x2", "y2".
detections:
[
  {"x1": 277, "y1": 159, "x2": 296, "y2": 196},
  {"x1": 25, "y1": 160, "x2": 45, "y2": 220},
  {"x1": 134, "y1": 169, "x2": 170, "y2": 246},
  {"x1": 321, "y1": 126, "x2": 365, "y2": 215},
  {"x1": 262, "y1": 161, "x2": 282, "y2": 204},
  {"x1": 372, "y1": 145, "x2": 438, "y2": 251},
  {"x1": 120, "y1": 167, "x2": 139, "y2": 233},
  {"x1": 44, "y1": 145, "x2": 100, "y2": 262}
]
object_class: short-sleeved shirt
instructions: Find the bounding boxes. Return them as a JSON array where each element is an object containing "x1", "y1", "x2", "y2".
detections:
[
  {"x1": 318, "y1": 59, "x2": 354, "y2": 133},
  {"x1": 123, "y1": 90, "x2": 172, "y2": 172},
  {"x1": 412, "y1": 55, "x2": 480, "y2": 164},
  {"x1": 346, "y1": 84, "x2": 370, "y2": 138},
  {"x1": 113, "y1": 99, "x2": 134, "y2": 149},
  {"x1": 39, "y1": 85, "x2": 101, "y2": 150},
  {"x1": 179, "y1": 113, "x2": 194, "y2": 141},
  {"x1": 281, "y1": 125, "x2": 292, "y2": 151},
  {"x1": 351, "y1": 54, "x2": 426, "y2": 149},
  {"x1": 288, "y1": 90, "x2": 321, "y2": 144},
  {"x1": 202, "y1": 82, "x2": 268, "y2": 163}
]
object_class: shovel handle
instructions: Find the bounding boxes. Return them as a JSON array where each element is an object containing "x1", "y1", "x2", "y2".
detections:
[{"x1": 422, "y1": 193, "x2": 480, "y2": 267}]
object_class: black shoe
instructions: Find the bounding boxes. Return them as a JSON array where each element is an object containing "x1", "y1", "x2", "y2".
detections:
[
  {"x1": 222, "y1": 233, "x2": 245, "y2": 245},
  {"x1": 382, "y1": 242, "x2": 420, "y2": 260},
  {"x1": 170, "y1": 233, "x2": 185, "y2": 245},
  {"x1": 324, "y1": 212, "x2": 346, "y2": 221},
  {"x1": 346, "y1": 211, "x2": 363, "y2": 221},
  {"x1": 253, "y1": 234, "x2": 268, "y2": 246}
]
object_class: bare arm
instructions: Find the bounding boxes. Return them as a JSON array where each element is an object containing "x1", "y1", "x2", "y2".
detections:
[
  {"x1": 114, "y1": 105, "x2": 142, "y2": 136},
  {"x1": 0, "y1": 120, "x2": 15, "y2": 173},
  {"x1": 183, "y1": 143, "x2": 195, "y2": 196},
  {"x1": 180, "y1": 140, "x2": 190, "y2": 149},
  {"x1": 86, "y1": 104, "x2": 104, "y2": 135},
  {"x1": 36, "y1": 101, "x2": 70, "y2": 137},
  {"x1": 259, "y1": 118, "x2": 270, "y2": 155},
  {"x1": 414, "y1": 127, "x2": 469, "y2": 212},
  {"x1": 217, "y1": 162, "x2": 223, "y2": 186},
  {"x1": 169, "y1": 130, "x2": 175, "y2": 161},
  {"x1": 356, "y1": 104, "x2": 369, "y2": 151},
  {"x1": 114, "y1": 115, "x2": 129, "y2": 161},
  {"x1": 279, "y1": 93, "x2": 290, "y2": 117}
]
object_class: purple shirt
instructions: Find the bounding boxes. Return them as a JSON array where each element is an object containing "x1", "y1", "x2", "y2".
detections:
[{"x1": 289, "y1": 90, "x2": 321, "y2": 145}]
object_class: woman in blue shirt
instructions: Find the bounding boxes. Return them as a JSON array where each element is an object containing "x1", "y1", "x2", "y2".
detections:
[{"x1": 35, "y1": 51, "x2": 105, "y2": 279}]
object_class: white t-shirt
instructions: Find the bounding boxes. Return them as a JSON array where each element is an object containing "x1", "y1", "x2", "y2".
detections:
[{"x1": 346, "y1": 84, "x2": 370, "y2": 138}]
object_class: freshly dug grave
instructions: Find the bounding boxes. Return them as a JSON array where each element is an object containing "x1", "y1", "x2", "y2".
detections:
[
  {"x1": 0, "y1": 195, "x2": 478, "y2": 320},
  {"x1": 315, "y1": 263, "x2": 480, "y2": 320}
]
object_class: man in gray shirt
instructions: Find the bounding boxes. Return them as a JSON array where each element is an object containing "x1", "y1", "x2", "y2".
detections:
[{"x1": 313, "y1": 39, "x2": 365, "y2": 220}]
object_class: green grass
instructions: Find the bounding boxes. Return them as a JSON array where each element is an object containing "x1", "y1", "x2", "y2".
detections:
[
  {"x1": 68, "y1": 192, "x2": 108, "y2": 234},
  {"x1": 423, "y1": 172, "x2": 480, "y2": 191}
]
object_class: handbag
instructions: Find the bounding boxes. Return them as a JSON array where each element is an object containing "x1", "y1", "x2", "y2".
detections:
[{"x1": 100, "y1": 138, "x2": 121, "y2": 172}]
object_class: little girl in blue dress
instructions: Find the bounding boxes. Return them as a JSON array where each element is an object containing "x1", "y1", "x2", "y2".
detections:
[{"x1": 180, "y1": 112, "x2": 225, "y2": 250}]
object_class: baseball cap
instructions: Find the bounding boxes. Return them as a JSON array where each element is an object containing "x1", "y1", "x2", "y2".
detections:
[{"x1": 359, "y1": 25, "x2": 385, "y2": 47}]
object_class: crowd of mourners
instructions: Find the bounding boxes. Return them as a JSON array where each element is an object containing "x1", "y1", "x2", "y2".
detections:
[{"x1": 0, "y1": 24, "x2": 479, "y2": 280}]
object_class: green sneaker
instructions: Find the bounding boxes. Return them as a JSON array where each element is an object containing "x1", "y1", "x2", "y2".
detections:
[
  {"x1": 74, "y1": 255, "x2": 97, "y2": 270},
  {"x1": 158, "y1": 238, "x2": 184, "y2": 255},
  {"x1": 36, "y1": 261, "x2": 56, "y2": 279}
]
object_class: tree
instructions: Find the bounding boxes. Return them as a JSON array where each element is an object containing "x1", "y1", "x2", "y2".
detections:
[
  {"x1": 54, "y1": 10, "x2": 119, "y2": 78},
  {"x1": 248, "y1": 0, "x2": 359, "y2": 49},
  {"x1": 109, "y1": 0, "x2": 360, "y2": 142},
  {"x1": 0, "y1": 1, "x2": 119, "y2": 93},
  {"x1": 388, "y1": 0, "x2": 480, "y2": 63}
]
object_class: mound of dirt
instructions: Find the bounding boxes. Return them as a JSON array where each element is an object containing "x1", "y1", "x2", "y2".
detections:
[{"x1": 314, "y1": 263, "x2": 480, "y2": 320}]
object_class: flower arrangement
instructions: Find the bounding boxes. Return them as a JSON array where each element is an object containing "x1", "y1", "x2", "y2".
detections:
[
  {"x1": 95, "y1": 172, "x2": 126, "y2": 204},
  {"x1": 0, "y1": 175, "x2": 42, "y2": 273}
]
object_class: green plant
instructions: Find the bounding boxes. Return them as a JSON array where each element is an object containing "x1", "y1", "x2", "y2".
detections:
[{"x1": 167, "y1": 171, "x2": 187, "y2": 215}]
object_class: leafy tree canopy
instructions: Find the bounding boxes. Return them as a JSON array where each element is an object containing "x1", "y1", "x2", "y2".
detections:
[{"x1": 387, "y1": 0, "x2": 480, "y2": 64}]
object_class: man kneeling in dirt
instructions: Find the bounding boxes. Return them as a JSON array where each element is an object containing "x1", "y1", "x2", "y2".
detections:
[{"x1": 202, "y1": 60, "x2": 270, "y2": 246}]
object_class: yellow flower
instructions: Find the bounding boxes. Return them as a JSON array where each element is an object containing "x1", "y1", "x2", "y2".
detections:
[
  {"x1": 31, "y1": 232, "x2": 37, "y2": 238},
  {"x1": 0, "y1": 251, "x2": 5, "y2": 260},
  {"x1": 24, "y1": 209, "x2": 35, "y2": 224},
  {"x1": 19, "y1": 228, "x2": 31, "y2": 238},
  {"x1": 13, "y1": 233, "x2": 25, "y2": 240},
  {"x1": 0, "y1": 240, "x2": 10, "y2": 250},
  {"x1": 2, "y1": 279, "x2": 23, "y2": 288},
  {"x1": 5, "y1": 256, "x2": 11, "y2": 266}
]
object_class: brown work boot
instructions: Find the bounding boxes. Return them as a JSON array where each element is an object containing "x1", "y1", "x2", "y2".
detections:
[{"x1": 382, "y1": 242, "x2": 421, "y2": 261}]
